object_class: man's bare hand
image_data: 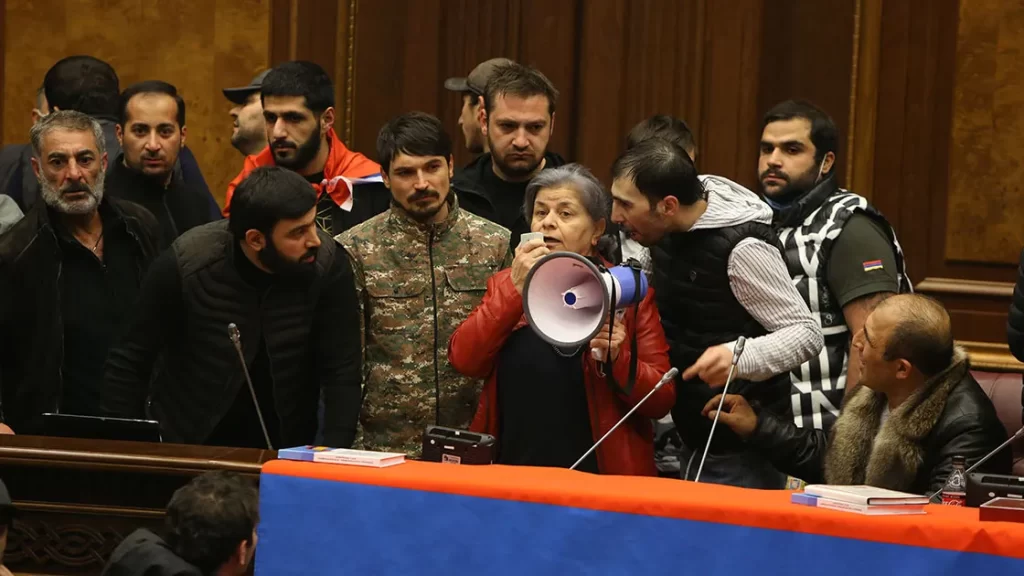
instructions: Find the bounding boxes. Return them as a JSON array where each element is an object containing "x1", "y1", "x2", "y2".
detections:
[{"x1": 702, "y1": 394, "x2": 758, "y2": 439}]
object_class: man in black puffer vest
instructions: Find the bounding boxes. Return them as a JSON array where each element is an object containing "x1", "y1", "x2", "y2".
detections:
[
  {"x1": 609, "y1": 139, "x2": 823, "y2": 488},
  {"x1": 104, "y1": 166, "x2": 362, "y2": 449}
]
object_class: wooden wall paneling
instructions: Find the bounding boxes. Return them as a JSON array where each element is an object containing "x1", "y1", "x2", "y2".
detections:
[
  {"x1": 351, "y1": 0, "x2": 414, "y2": 162},
  {"x1": 846, "y1": 0, "x2": 882, "y2": 201},
  {"x1": 866, "y1": 0, "x2": 912, "y2": 239},
  {"x1": 0, "y1": 0, "x2": 5, "y2": 141},
  {"x1": 210, "y1": 0, "x2": 272, "y2": 204},
  {"x1": 269, "y1": 0, "x2": 293, "y2": 65},
  {"x1": 399, "y1": 0, "x2": 443, "y2": 115},
  {"x1": 945, "y1": 0, "x2": 1024, "y2": 266},
  {"x1": 518, "y1": 0, "x2": 579, "y2": 162},
  {"x1": 335, "y1": 0, "x2": 356, "y2": 144},
  {"x1": 756, "y1": 0, "x2": 856, "y2": 190},
  {"x1": 2, "y1": 0, "x2": 73, "y2": 147},
  {"x1": 617, "y1": 0, "x2": 706, "y2": 165},
  {"x1": 699, "y1": 0, "x2": 763, "y2": 191},
  {"x1": 574, "y1": 0, "x2": 629, "y2": 182}
]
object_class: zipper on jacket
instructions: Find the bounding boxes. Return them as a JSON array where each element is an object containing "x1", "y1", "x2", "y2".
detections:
[
  {"x1": 161, "y1": 193, "x2": 180, "y2": 240},
  {"x1": 55, "y1": 257, "x2": 64, "y2": 414},
  {"x1": 428, "y1": 227, "x2": 440, "y2": 426}
]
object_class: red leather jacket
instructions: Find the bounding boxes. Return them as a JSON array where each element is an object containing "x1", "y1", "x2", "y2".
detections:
[{"x1": 448, "y1": 267, "x2": 674, "y2": 475}]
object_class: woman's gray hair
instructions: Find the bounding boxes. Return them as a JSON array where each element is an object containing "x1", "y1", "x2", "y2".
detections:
[
  {"x1": 523, "y1": 163, "x2": 618, "y2": 260},
  {"x1": 29, "y1": 109, "x2": 106, "y2": 159}
]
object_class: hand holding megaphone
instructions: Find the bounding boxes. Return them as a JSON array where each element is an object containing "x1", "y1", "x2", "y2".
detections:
[
  {"x1": 511, "y1": 237, "x2": 551, "y2": 295},
  {"x1": 589, "y1": 315, "x2": 627, "y2": 362}
]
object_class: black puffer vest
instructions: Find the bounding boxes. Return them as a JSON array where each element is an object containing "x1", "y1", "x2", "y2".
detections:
[
  {"x1": 654, "y1": 221, "x2": 791, "y2": 453},
  {"x1": 148, "y1": 221, "x2": 333, "y2": 445}
]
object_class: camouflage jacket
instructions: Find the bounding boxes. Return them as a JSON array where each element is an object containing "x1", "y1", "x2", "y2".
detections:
[{"x1": 336, "y1": 194, "x2": 510, "y2": 456}]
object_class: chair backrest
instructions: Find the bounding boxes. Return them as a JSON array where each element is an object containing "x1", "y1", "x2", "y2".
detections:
[{"x1": 972, "y1": 371, "x2": 1024, "y2": 475}]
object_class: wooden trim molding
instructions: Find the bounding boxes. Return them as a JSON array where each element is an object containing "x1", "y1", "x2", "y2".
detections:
[
  {"x1": 915, "y1": 277, "x2": 1014, "y2": 298},
  {"x1": 961, "y1": 340, "x2": 1024, "y2": 373},
  {"x1": 846, "y1": 0, "x2": 882, "y2": 195},
  {"x1": 344, "y1": 0, "x2": 358, "y2": 144}
]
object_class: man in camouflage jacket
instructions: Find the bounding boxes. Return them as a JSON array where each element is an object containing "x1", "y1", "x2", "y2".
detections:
[{"x1": 336, "y1": 112, "x2": 510, "y2": 456}]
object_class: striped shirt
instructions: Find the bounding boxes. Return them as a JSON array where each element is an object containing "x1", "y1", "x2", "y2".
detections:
[{"x1": 694, "y1": 176, "x2": 823, "y2": 381}]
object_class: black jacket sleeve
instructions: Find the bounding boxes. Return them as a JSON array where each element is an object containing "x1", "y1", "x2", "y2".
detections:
[
  {"x1": 924, "y1": 414, "x2": 1012, "y2": 498},
  {"x1": 1008, "y1": 248, "x2": 1024, "y2": 362},
  {"x1": 315, "y1": 246, "x2": 363, "y2": 447},
  {"x1": 103, "y1": 249, "x2": 183, "y2": 418},
  {"x1": 177, "y1": 146, "x2": 221, "y2": 222},
  {"x1": 748, "y1": 408, "x2": 829, "y2": 484}
]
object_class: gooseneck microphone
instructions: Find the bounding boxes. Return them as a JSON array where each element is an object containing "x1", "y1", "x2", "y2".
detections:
[
  {"x1": 926, "y1": 425, "x2": 1024, "y2": 501},
  {"x1": 694, "y1": 336, "x2": 747, "y2": 483},
  {"x1": 570, "y1": 367, "x2": 679, "y2": 471},
  {"x1": 228, "y1": 323, "x2": 274, "y2": 450}
]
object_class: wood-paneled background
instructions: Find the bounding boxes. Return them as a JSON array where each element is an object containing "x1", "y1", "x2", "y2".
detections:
[{"x1": 2, "y1": 0, "x2": 1021, "y2": 370}]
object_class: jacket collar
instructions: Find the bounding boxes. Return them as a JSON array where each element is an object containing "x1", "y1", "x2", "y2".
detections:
[
  {"x1": 386, "y1": 191, "x2": 461, "y2": 238},
  {"x1": 109, "y1": 153, "x2": 179, "y2": 193},
  {"x1": 247, "y1": 128, "x2": 381, "y2": 208},
  {"x1": 824, "y1": 346, "x2": 969, "y2": 492},
  {"x1": 770, "y1": 173, "x2": 841, "y2": 228}
]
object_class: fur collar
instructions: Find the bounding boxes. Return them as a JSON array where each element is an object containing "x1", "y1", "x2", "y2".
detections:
[{"x1": 824, "y1": 346, "x2": 969, "y2": 491}]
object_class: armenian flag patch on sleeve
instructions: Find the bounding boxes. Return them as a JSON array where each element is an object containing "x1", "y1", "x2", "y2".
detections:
[{"x1": 862, "y1": 259, "x2": 884, "y2": 272}]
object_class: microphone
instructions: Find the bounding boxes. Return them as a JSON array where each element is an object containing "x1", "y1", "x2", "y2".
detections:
[
  {"x1": 926, "y1": 425, "x2": 1024, "y2": 502},
  {"x1": 570, "y1": 367, "x2": 679, "y2": 470},
  {"x1": 694, "y1": 336, "x2": 747, "y2": 483},
  {"x1": 228, "y1": 323, "x2": 274, "y2": 450}
]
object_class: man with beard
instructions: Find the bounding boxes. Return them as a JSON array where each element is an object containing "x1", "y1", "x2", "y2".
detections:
[
  {"x1": 0, "y1": 111, "x2": 161, "y2": 435},
  {"x1": 104, "y1": 166, "x2": 362, "y2": 449},
  {"x1": 336, "y1": 112, "x2": 509, "y2": 455},
  {"x1": 454, "y1": 62, "x2": 566, "y2": 250},
  {"x1": 223, "y1": 70, "x2": 270, "y2": 157},
  {"x1": 223, "y1": 61, "x2": 385, "y2": 237},
  {"x1": 609, "y1": 138, "x2": 822, "y2": 488},
  {"x1": 443, "y1": 57, "x2": 514, "y2": 154},
  {"x1": 105, "y1": 81, "x2": 221, "y2": 248},
  {"x1": 0, "y1": 56, "x2": 214, "y2": 216},
  {"x1": 757, "y1": 100, "x2": 909, "y2": 435},
  {"x1": 703, "y1": 295, "x2": 1009, "y2": 498}
]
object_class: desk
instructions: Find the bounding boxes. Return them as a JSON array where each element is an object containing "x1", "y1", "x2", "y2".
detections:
[
  {"x1": 0, "y1": 435, "x2": 273, "y2": 575},
  {"x1": 259, "y1": 459, "x2": 1024, "y2": 575}
]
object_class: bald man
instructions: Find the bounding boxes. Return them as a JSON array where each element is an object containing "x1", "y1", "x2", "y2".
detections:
[{"x1": 705, "y1": 294, "x2": 1010, "y2": 498}]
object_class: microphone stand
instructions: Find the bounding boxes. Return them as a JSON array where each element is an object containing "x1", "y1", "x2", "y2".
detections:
[
  {"x1": 228, "y1": 323, "x2": 274, "y2": 451},
  {"x1": 570, "y1": 367, "x2": 679, "y2": 471},
  {"x1": 694, "y1": 336, "x2": 747, "y2": 483},
  {"x1": 926, "y1": 425, "x2": 1024, "y2": 501}
]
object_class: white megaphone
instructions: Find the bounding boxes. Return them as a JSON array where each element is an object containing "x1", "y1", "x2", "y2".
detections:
[{"x1": 522, "y1": 252, "x2": 649, "y2": 351}]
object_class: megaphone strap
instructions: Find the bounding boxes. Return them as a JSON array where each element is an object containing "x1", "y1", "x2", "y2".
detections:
[{"x1": 600, "y1": 273, "x2": 640, "y2": 398}]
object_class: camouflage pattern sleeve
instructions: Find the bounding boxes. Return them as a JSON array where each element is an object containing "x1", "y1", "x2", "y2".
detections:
[{"x1": 335, "y1": 235, "x2": 369, "y2": 389}]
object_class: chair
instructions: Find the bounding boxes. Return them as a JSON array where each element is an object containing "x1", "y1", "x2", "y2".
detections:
[{"x1": 972, "y1": 371, "x2": 1024, "y2": 476}]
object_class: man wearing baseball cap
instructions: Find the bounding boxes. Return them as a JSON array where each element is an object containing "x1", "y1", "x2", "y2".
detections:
[
  {"x1": 0, "y1": 478, "x2": 13, "y2": 576},
  {"x1": 444, "y1": 58, "x2": 513, "y2": 155},
  {"x1": 223, "y1": 70, "x2": 270, "y2": 157}
]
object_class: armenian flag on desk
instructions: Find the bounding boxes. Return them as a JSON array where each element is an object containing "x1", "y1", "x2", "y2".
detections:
[{"x1": 278, "y1": 446, "x2": 406, "y2": 468}]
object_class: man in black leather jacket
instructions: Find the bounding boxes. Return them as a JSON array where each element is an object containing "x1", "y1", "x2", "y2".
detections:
[{"x1": 705, "y1": 293, "x2": 1011, "y2": 497}]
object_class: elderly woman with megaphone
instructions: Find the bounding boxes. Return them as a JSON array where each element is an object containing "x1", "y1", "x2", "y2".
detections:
[{"x1": 449, "y1": 163, "x2": 675, "y2": 475}]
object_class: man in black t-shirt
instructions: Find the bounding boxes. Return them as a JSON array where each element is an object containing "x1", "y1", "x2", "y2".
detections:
[
  {"x1": 757, "y1": 99, "x2": 910, "y2": 435},
  {"x1": 453, "y1": 62, "x2": 566, "y2": 249}
]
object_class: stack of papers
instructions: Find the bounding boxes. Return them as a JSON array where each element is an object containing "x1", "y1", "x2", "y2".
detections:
[
  {"x1": 278, "y1": 446, "x2": 406, "y2": 468},
  {"x1": 792, "y1": 485, "x2": 929, "y2": 515}
]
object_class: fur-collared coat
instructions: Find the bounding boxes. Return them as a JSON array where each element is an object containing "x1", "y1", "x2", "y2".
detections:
[{"x1": 751, "y1": 347, "x2": 1011, "y2": 496}]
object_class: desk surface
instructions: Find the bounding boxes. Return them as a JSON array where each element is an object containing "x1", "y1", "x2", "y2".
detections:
[{"x1": 262, "y1": 459, "x2": 1024, "y2": 569}]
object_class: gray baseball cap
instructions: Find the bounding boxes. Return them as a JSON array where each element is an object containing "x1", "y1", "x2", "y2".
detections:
[
  {"x1": 223, "y1": 69, "x2": 271, "y2": 105},
  {"x1": 444, "y1": 58, "x2": 514, "y2": 95}
]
